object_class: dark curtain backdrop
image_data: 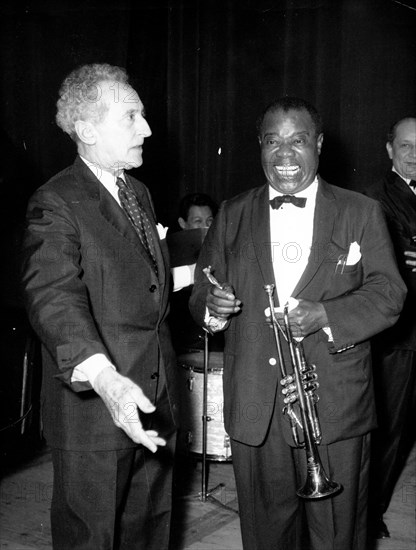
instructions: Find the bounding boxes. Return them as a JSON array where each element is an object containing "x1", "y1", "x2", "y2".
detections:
[{"x1": 1, "y1": 0, "x2": 415, "y2": 261}]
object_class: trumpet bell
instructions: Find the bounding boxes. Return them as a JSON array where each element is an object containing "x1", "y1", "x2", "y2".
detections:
[{"x1": 297, "y1": 460, "x2": 342, "y2": 499}]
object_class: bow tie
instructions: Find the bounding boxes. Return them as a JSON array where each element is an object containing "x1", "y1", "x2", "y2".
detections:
[
  {"x1": 409, "y1": 180, "x2": 416, "y2": 188},
  {"x1": 270, "y1": 195, "x2": 307, "y2": 209}
]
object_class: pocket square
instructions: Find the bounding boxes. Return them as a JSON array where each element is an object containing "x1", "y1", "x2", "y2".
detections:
[
  {"x1": 157, "y1": 223, "x2": 168, "y2": 240},
  {"x1": 346, "y1": 241, "x2": 361, "y2": 266}
]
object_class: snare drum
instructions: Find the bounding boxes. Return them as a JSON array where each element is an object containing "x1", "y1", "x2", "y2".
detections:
[{"x1": 178, "y1": 351, "x2": 231, "y2": 461}]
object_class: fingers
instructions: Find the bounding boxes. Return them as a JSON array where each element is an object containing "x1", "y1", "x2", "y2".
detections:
[
  {"x1": 128, "y1": 383, "x2": 156, "y2": 414},
  {"x1": 93, "y1": 369, "x2": 165, "y2": 452},
  {"x1": 287, "y1": 300, "x2": 327, "y2": 336},
  {"x1": 207, "y1": 284, "x2": 242, "y2": 317},
  {"x1": 404, "y1": 250, "x2": 416, "y2": 270},
  {"x1": 135, "y1": 430, "x2": 167, "y2": 453}
]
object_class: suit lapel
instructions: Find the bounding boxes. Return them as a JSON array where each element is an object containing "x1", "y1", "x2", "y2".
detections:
[
  {"x1": 250, "y1": 186, "x2": 276, "y2": 296},
  {"x1": 73, "y1": 157, "x2": 162, "y2": 276},
  {"x1": 292, "y1": 178, "x2": 336, "y2": 297},
  {"x1": 385, "y1": 172, "x2": 416, "y2": 234}
]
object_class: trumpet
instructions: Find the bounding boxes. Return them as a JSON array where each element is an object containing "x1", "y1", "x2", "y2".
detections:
[{"x1": 264, "y1": 284, "x2": 342, "y2": 500}]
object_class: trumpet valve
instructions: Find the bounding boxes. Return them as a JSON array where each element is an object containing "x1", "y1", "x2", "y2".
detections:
[
  {"x1": 282, "y1": 382, "x2": 297, "y2": 395},
  {"x1": 301, "y1": 361, "x2": 316, "y2": 374},
  {"x1": 284, "y1": 394, "x2": 298, "y2": 405},
  {"x1": 281, "y1": 374, "x2": 295, "y2": 386}
]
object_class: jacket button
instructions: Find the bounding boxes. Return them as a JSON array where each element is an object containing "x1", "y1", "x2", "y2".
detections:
[
  {"x1": 149, "y1": 284, "x2": 157, "y2": 292},
  {"x1": 151, "y1": 372, "x2": 159, "y2": 379}
]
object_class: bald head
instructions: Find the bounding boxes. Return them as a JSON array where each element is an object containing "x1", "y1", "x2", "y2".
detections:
[{"x1": 386, "y1": 117, "x2": 416, "y2": 181}]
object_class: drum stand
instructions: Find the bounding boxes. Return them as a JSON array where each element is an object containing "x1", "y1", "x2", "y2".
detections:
[{"x1": 199, "y1": 331, "x2": 230, "y2": 505}]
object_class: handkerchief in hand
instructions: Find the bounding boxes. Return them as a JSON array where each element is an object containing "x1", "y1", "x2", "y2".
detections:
[{"x1": 346, "y1": 241, "x2": 361, "y2": 265}]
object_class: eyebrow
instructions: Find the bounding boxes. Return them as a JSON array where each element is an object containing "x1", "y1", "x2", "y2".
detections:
[
  {"x1": 263, "y1": 131, "x2": 310, "y2": 138},
  {"x1": 125, "y1": 107, "x2": 146, "y2": 117}
]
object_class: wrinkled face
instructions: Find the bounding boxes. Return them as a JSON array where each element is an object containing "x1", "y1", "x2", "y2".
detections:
[
  {"x1": 90, "y1": 80, "x2": 152, "y2": 173},
  {"x1": 179, "y1": 205, "x2": 214, "y2": 230},
  {"x1": 259, "y1": 108, "x2": 323, "y2": 194},
  {"x1": 387, "y1": 119, "x2": 416, "y2": 181}
]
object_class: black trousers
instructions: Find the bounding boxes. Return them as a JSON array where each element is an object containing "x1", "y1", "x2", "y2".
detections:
[
  {"x1": 50, "y1": 382, "x2": 176, "y2": 550},
  {"x1": 369, "y1": 348, "x2": 416, "y2": 518},
  {"x1": 51, "y1": 433, "x2": 176, "y2": 550},
  {"x1": 230, "y1": 405, "x2": 370, "y2": 550}
]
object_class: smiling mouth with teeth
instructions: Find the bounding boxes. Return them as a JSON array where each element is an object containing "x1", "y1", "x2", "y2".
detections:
[{"x1": 274, "y1": 165, "x2": 300, "y2": 177}]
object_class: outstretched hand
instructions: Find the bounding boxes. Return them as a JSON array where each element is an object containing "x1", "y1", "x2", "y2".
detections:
[{"x1": 93, "y1": 367, "x2": 166, "y2": 453}]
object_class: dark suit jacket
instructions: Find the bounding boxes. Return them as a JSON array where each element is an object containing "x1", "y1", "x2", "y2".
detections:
[
  {"x1": 21, "y1": 156, "x2": 178, "y2": 451},
  {"x1": 365, "y1": 171, "x2": 416, "y2": 350},
  {"x1": 189, "y1": 177, "x2": 406, "y2": 447}
]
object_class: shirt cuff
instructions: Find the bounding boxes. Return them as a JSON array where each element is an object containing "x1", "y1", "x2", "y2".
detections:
[
  {"x1": 172, "y1": 264, "x2": 196, "y2": 292},
  {"x1": 71, "y1": 353, "x2": 116, "y2": 388}
]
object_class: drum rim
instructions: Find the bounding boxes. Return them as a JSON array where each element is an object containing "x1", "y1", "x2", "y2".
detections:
[
  {"x1": 189, "y1": 450, "x2": 232, "y2": 462},
  {"x1": 178, "y1": 363, "x2": 223, "y2": 374}
]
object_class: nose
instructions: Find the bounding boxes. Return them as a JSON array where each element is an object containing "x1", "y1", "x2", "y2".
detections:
[
  {"x1": 277, "y1": 141, "x2": 294, "y2": 157},
  {"x1": 137, "y1": 116, "x2": 152, "y2": 137}
]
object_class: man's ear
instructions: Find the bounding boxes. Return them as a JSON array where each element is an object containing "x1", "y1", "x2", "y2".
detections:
[
  {"x1": 386, "y1": 142, "x2": 393, "y2": 160},
  {"x1": 178, "y1": 217, "x2": 187, "y2": 230},
  {"x1": 74, "y1": 120, "x2": 96, "y2": 145}
]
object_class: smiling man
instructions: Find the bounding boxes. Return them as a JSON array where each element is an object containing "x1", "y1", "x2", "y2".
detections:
[
  {"x1": 21, "y1": 64, "x2": 178, "y2": 549},
  {"x1": 189, "y1": 97, "x2": 406, "y2": 550}
]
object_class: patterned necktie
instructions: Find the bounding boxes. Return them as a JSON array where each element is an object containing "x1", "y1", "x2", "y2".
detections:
[
  {"x1": 270, "y1": 195, "x2": 307, "y2": 209},
  {"x1": 116, "y1": 177, "x2": 158, "y2": 275}
]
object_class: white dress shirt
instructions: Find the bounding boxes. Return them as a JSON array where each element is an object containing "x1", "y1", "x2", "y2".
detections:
[
  {"x1": 269, "y1": 178, "x2": 318, "y2": 306},
  {"x1": 206, "y1": 177, "x2": 332, "y2": 340}
]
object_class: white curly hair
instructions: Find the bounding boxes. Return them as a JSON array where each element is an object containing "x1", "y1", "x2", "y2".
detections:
[{"x1": 56, "y1": 63, "x2": 129, "y2": 140}]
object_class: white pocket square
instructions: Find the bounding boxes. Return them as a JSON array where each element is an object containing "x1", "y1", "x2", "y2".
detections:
[
  {"x1": 157, "y1": 223, "x2": 168, "y2": 240},
  {"x1": 346, "y1": 241, "x2": 361, "y2": 266}
]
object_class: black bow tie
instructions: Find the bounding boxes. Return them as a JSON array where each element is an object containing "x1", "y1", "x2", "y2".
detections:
[
  {"x1": 409, "y1": 180, "x2": 416, "y2": 188},
  {"x1": 270, "y1": 195, "x2": 307, "y2": 209}
]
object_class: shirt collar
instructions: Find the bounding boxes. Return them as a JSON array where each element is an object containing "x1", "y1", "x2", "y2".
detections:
[
  {"x1": 79, "y1": 155, "x2": 124, "y2": 186},
  {"x1": 392, "y1": 166, "x2": 412, "y2": 185}
]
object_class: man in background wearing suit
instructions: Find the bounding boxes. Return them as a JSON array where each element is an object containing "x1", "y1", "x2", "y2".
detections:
[
  {"x1": 21, "y1": 63, "x2": 178, "y2": 549},
  {"x1": 364, "y1": 117, "x2": 416, "y2": 540},
  {"x1": 189, "y1": 97, "x2": 406, "y2": 550}
]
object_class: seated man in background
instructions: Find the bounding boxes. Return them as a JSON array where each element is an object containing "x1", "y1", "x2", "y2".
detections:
[
  {"x1": 168, "y1": 193, "x2": 219, "y2": 352},
  {"x1": 172, "y1": 192, "x2": 218, "y2": 292},
  {"x1": 177, "y1": 192, "x2": 217, "y2": 231}
]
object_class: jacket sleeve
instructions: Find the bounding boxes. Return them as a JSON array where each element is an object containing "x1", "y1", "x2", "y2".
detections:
[
  {"x1": 20, "y1": 188, "x2": 110, "y2": 391},
  {"x1": 323, "y1": 200, "x2": 407, "y2": 351},
  {"x1": 189, "y1": 205, "x2": 229, "y2": 328}
]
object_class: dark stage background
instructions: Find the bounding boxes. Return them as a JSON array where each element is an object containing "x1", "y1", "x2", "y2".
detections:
[{"x1": 1, "y1": 0, "x2": 416, "y2": 306}]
